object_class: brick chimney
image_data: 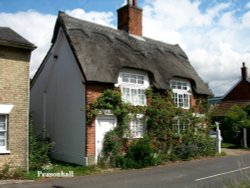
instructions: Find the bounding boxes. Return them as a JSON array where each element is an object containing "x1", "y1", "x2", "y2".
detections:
[
  {"x1": 241, "y1": 62, "x2": 248, "y2": 80},
  {"x1": 117, "y1": 0, "x2": 143, "y2": 36}
]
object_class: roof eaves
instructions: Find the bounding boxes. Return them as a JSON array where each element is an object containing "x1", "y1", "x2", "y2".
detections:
[{"x1": 0, "y1": 40, "x2": 36, "y2": 50}]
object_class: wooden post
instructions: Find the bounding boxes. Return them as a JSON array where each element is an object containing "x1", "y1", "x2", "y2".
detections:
[{"x1": 243, "y1": 128, "x2": 248, "y2": 148}]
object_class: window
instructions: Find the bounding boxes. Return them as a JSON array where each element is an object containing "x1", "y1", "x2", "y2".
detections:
[
  {"x1": 171, "y1": 81, "x2": 188, "y2": 90},
  {"x1": 130, "y1": 115, "x2": 145, "y2": 138},
  {"x1": 0, "y1": 115, "x2": 7, "y2": 151},
  {"x1": 118, "y1": 70, "x2": 149, "y2": 139},
  {"x1": 121, "y1": 73, "x2": 144, "y2": 85},
  {"x1": 119, "y1": 71, "x2": 149, "y2": 106},
  {"x1": 0, "y1": 104, "x2": 13, "y2": 153},
  {"x1": 173, "y1": 93, "x2": 189, "y2": 108},
  {"x1": 171, "y1": 80, "x2": 191, "y2": 109},
  {"x1": 122, "y1": 88, "x2": 146, "y2": 106},
  {"x1": 172, "y1": 118, "x2": 189, "y2": 134}
]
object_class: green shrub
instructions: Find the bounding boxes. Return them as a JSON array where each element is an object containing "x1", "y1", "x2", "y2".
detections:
[
  {"x1": 0, "y1": 164, "x2": 10, "y2": 179},
  {"x1": 12, "y1": 167, "x2": 25, "y2": 179},
  {"x1": 29, "y1": 118, "x2": 51, "y2": 170},
  {"x1": 0, "y1": 164, "x2": 25, "y2": 180},
  {"x1": 118, "y1": 137, "x2": 159, "y2": 169},
  {"x1": 101, "y1": 130, "x2": 123, "y2": 167},
  {"x1": 173, "y1": 131, "x2": 215, "y2": 160}
]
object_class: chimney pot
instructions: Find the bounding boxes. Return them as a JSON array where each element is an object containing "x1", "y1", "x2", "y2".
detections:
[
  {"x1": 241, "y1": 62, "x2": 248, "y2": 81},
  {"x1": 133, "y1": 0, "x2": 138, "y2": 6}
]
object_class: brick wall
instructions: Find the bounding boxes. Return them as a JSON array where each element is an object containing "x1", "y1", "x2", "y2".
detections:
[
  {"x1": 85, "y1": 83, "x2": 113, "y2": 161},
  {"x1": 117, "y1": 5, "x2": 143, "y2": 36},
  {"x1": 0, "y1": 46, "x2": 31, "y2": 170}
]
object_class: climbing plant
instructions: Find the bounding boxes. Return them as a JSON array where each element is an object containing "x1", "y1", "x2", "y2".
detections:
[{"x1": 87, "y1": 88, "x2": 215, "y2": 168}]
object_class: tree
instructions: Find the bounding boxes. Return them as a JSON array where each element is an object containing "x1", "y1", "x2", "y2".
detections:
[{"x1": 225, "y1": 105, "x2": 250, "y2": 148}]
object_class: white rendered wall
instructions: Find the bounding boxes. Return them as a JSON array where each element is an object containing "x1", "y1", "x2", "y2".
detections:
[{"x1": 30, "y1": 28, "x2": 86, "y2": 165}]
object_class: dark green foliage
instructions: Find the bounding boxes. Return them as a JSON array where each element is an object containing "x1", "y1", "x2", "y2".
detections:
[
  {"x1": 225, "y1": 105, "x2": 250, "y2": 130},
  {"x1": 29, "y1": 118, "x2": 51, "y2": 170},
  {"x1": 172, "y1": 131, "x2": 215, "y2": 160},
  {"x1": 101, "y1": 130, "x2": 123, "y2": 166},
  {"x1": 217, "y1": 105, "x2": 250, "y2": 146},
  {"x1": 118, "y1": 137, "x2": 158, "y2": 169}
]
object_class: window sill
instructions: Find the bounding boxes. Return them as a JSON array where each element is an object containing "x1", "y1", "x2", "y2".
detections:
[{"x1": 0, "y1": 150, "x2": 11, "y2": 154}]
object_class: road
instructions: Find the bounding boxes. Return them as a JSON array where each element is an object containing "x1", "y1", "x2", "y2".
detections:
[{"x1": 2, "y1": 152, "x2": 250, "y2": 188}]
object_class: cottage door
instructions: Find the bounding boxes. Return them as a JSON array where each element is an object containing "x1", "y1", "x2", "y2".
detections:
[{"x1": 95, "y1": 116, "x2": 116, "y2": 163}]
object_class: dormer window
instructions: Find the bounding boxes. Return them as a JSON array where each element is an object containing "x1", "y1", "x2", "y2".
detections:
[
  {"x1": 118, "y1": 69, "x2": 149, "y2": 106},
  {"x1": 171, "y1": 79, "x2": 191, "y2": 109},
  {"x1": 121, "y1": 73, "x2": 144, "y2": 85}
]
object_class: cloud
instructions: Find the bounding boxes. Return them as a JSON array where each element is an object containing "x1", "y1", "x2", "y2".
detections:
[
  {"x1": 0, "y1": 11, "x2": 56, "y2": 76},
  {"x1": 66, "y1": 9, "x2": 114, "y2": 28},
  {"x1": 1, "y1": 0, "x2": 250, "y2": 97},
  {"x1": 142, "y1": 0, "x2": 250, "y2": 96},
  {"x1": 0, "y1": 9, "x2": 115, "y2": 77}
]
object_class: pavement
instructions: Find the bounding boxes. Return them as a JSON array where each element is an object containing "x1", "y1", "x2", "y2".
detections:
[
  {"x1": 0, "y1": 180, "x2": 34, "y2": 185},
  {"x1": 222, "y1": 148, "x2": 250, "y2": 156},
  {"x1": 0, "y1": 148, "x2": 250, "y2": 187}
]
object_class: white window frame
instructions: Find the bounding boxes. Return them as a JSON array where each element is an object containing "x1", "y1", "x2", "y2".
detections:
[
  {"x1": 129, "y1": 114, "x2": 145, "y2": 139},
  {"x1": 0, "y1": 104, "x2": 13, "y2": 154},
  {"x1": 0, "y1": 115, "x2": 8, "y2": 152},
  {"x1": 116, "y1": 69, "x2": 149, "y2": 139},
  {"x1": 172, "y1": 118, "x2": 189, "y2": 134},
  {"x1": 171, "y1": 79, "x2": 191, "y2": 109},
  {"x1": 122, "y1": 87, "x2": 146, "y2": 106},
  {"x1": 117, "y1": 69, "x2": 149, "y2": 106}
]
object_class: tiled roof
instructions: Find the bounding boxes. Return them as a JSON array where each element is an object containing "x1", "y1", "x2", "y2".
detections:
[{"x1": 213, "y1": 100, "x2": 250, "y2": 116}]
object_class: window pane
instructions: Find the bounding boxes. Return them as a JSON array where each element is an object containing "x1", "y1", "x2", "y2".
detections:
[
  {"x1": 182, "y1": 83, "x2": 187, "y2": 90},
  {"x1": 130, "y1": 74, "x2": 137, "y2": 84},
  {"x1": 177, "y1": 82, "x2": 182, "y2": 89},
  {"x1": 184, "y1": 94, "x2": 189, "y2": 108},
  {"x1": 0, "y1": 132, "x2": 5, "y2": 140},
  {"x1": 130, "y1": 117, "x2": 144, "y2": 138},
  {"x1": 0, "y1": 140, "x2": 5, "y2": 146},
  {"x1": 131, "y1": 89, "x2": 137, "y2": 104},
  {"x1": 178, "y1": 94, "x2": 183, "y2": 107},
  {"x1": 173, "y1": 93, "x2": 178, "y2": 106},
  {"x1": 0, "y1": 123, "x2": 5, "y2": 131},
  {"x1": 173, "y1": 119, "x2": 180, "y2": 134},
  {"x1": 137, "y1": 75, "x2": 144, "y2": 84},
  {"x1": 0, "y1": 115, "x2": 5, "y2": 123},
  {"x1": 138, "y1": 89, "x2": 146, "y2": 105},
  {"x1": 122, "y1": 88, "x2": 130, "y2": 103},
  {"x1": 171, "y1": 81, "x2": 176, "y2": 89},
  {"x1": 122, "y1": 73, "x2": 129, "y2": 83}
]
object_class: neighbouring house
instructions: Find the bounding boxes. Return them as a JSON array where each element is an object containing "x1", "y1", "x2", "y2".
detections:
[
  {"x1": 0, "y1": 27, "x2": 35, "y2": 170},
  {"x1": 213, "y1": 63, "x2": 250, "y2": 115},
  {"x1": 213, "y1": 63, "x2": 250, "y2": 146},
  {"x1": 30, "y1": 0, "x2": 212, "y2": 166}
]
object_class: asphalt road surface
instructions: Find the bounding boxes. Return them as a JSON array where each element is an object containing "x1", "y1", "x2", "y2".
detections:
[{"x1": 2, "y1": 152, "x2": 250, "y2": 188}]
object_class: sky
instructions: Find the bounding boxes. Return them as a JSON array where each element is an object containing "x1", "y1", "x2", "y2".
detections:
[{"x1": 0, "y1": 0, "x2": 250, "y2": 96}]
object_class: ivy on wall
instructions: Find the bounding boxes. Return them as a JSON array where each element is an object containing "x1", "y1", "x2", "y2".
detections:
[{"x1": 87, "y1": 88, "x2": 215, "y2": 168}]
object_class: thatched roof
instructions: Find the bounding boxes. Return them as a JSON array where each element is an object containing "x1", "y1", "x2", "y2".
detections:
[
  {"x1": 51, "y1": 12, "x2": 212, "y2": 96},
  {"x1": 0, "y1": 27, "x2": 36, "y2": 50}
]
